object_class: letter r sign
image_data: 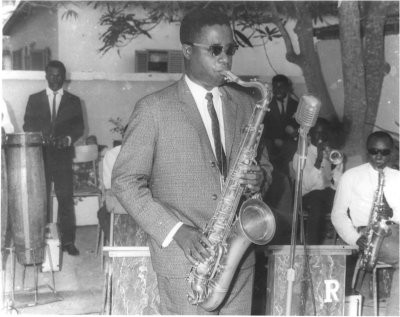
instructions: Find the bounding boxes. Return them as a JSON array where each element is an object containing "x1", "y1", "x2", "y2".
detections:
[{"x1": 324, "y1": 279, "x2": 340, "y2": 303}]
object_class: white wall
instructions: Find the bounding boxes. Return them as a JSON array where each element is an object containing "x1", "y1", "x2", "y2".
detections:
[
  {"x1": 2, "y1": 71, "x2": 181, "y2": 148},
  {"x1": 316, "y1": 35, "x2": 399, "y2": 135},
  {"x1": 56, "y1": 3, "x2": 304, "y2": 80},
  {"x1": 57, "y1": 4, "x2": 182, "y2": 74},
  {"x1": 7, "y1": 6, "x2": 58, "y2": 59},
  {"x1": 3, "y1": 2, "x2": 399, "y2": 139},
  {"x1": 376, "y1": 35, "x2": 399, "y2": 135},
  {"x1": 2, "y1": 71, "x2": 309, "y2": 148}
]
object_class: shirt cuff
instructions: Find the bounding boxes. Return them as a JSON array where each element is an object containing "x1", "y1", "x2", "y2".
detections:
[{"x1": 162, "y1": 222, "x2": 184, "y2": 248}]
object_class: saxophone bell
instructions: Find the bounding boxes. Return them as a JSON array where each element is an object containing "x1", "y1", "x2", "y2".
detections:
[
  {"x1": 329, "y1": 150, "x2": 343, "y2": 165},
  {"x1": 239, "y1": 198, "x2": 276, "y2": 245}
]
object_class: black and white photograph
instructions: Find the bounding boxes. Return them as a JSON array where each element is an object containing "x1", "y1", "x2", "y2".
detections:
[{"x1": 1, "y1": 0, "x2": 399, "y2": 315}]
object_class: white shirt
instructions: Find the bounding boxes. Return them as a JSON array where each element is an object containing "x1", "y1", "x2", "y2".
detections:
[
  {"x1": 184, "y1": 75, "x2": 226, "y2": 154},
  {"x1": 292, "y1": 144, "x2": 343, "y2": 196},
  {"x1": 102, "y1": 145, "x2": 121, "y2": 190},
  {"x1": 331, "y1": 163, "x2": 400, "y2": 246},
  {"x1": 1, "y1": 99, "x2": 14, "y2": 133},
  {"x1": 46, "y1": 87, "x2": 64, "y2": 117},
  {"x1": 277, "y1": 96, "x2": 288, "y2": 115}
]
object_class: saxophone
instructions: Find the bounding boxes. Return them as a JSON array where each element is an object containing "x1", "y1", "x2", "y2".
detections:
[
  {"x1": 359, "y1": 170, "x2": 392, "y2": 272},
  {"x1": 187, "y1": 70, "x2": 276, "y2": 311}
]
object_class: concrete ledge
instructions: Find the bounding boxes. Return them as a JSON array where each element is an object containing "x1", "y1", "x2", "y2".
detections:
[{"x1": 1, "y1": 70, "x2": 182, "y2": 82}]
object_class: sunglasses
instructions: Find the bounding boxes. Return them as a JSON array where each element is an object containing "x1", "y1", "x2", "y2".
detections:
[
  {"x1": 186, "y1": 42, "x2": 239, "y2": 57},
  {"x1": 368, "y1": 148, "x2": 391, "y2": 156}
]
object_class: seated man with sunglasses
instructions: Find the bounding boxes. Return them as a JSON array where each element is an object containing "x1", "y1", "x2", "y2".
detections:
[{"x1": 331, "y1": 131, "x2": 399, "y2": 316}]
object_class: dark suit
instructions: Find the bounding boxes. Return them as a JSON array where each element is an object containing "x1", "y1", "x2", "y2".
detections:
[
  {"x1": 23, "y1": 90, "x2": 84, "y2": 246},
  {"x1": 262, "y1": 95, "x2": 298, "y2": 175},
  {"x1": 112, "y1": 77, "x2": 273, "y2": 314}
]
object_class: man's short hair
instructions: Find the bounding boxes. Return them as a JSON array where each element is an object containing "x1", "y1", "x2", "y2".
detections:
[
  {"x1": 367, "y1": 131, "x2": 394, "y2": 148},
  {"x1": 310, "y1": 117, "x2": 331, "y2": 135},
  {"x1": 180, "y1": 8, "x2": 231, "y2": 44},
  {"x1": 272, "y1": 74, "x2": 290, "y2": 86},
  {"x1": 45, "y1": 60, "x2": 66, "y2": 78}
]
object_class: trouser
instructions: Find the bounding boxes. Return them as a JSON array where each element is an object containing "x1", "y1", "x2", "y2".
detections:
[
  {"x1": 356, "y1": 224, "x2": 399, "y2": 316},
  {"x1": 44, "y1": 154, "x2": 75, "y2": 246},
  {"x1": 156, "y1": 266, "x2": 254, "y2": 315},
  {"x1": 378, "y1": 224, "x2": 399, "y2": 316},
  {"x1": 302, "y1": 188, "x2": 335, "y2": 244}
]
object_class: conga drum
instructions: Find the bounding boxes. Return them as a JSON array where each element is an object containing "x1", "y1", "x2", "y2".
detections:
[
  {"x1": 6, "y1": 133, "x2": 47, "y2": 265},
  {"x1": 1, "y1": 132, "x2": 8, "y2": 253}
]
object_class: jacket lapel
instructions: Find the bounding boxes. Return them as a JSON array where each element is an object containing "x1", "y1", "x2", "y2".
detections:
[
  {"x1": 220, "y1": 87, "x2": 239, "y2": 166},
  {"x1": 40, "y1": 91, "x2": 51, "y2": 122},
  {"x1": 56, "y1": 92, "x2": 68, "y2": 123},
  {"x1": 177, "y1": 78, "x2": 215, "y2": 162}
]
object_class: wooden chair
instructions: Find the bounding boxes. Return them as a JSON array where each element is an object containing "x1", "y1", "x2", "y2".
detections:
[
  {"x1": 49, "y1": 144, "x2": 102, "y2": 248},
  {"x1": 352, "y1": 258, "x2": 393, "y2": 316}
]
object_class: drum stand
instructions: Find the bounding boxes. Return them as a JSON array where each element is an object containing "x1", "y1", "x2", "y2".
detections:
[{"x1": 2, "y1": 243, "x2": 63, "y2": 310}]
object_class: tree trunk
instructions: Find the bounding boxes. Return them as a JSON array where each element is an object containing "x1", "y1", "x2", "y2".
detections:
[
  {"x1": 270, "y1": 1, "x2": 337, "y2": 120},
  {"x1": 362, "y1": 1, "x2": 391, "y2": 141},
  {"x1": 292, "y1": 2, "x2": 337, "y2": 120},
  {"x1": 338, "y1": 1, "x2": 367, "y2": 161}
]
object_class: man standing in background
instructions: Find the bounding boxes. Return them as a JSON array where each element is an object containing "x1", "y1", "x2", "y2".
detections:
[{"x1": 23, "y1": 60, "x2": 84, "y2": 256}]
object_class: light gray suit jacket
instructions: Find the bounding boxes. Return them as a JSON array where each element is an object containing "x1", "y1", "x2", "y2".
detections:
[{"x1": 112, "y1": 77, "x2": 273, "y2": 278}]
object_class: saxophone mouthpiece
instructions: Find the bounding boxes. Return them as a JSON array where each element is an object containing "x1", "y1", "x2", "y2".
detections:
[{"x1": 219, "y1": 70, "x2": 240, "y2": 84}]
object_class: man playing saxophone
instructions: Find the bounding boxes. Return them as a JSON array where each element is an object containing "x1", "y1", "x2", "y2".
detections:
[
  {"x1": 112, "y1": 8, "x2": 273, "y2": 315},
  {"x1": 331, "y1": 131, "x2": 400, "y2": 316}
]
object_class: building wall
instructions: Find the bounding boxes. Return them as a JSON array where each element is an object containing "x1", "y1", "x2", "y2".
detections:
[
  {"x1": 317, "y1": 35, "x2": 399, "y2": 134},
  {"x1": 56, "y1": 3, "x2": 304, "y2": 79},
  {"x1": 2, "y1": 71, "x2": 308, "y2": 149},
  {"x1": 3, "y1": 2, "x2": 398, "y2": 140},
  {"x1": 7, "y1": 5, "x2": 58, "y2": 60}
]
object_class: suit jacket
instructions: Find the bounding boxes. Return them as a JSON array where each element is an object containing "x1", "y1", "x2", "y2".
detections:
[
  {"x1": 262, "y1": 95, "x2": 298, "y2": 142},
  {"x1": 112, "y1": 77, "x2": 273, "y2": 278},
  {"x1": 23, "y1": 90, "x2": 84, "y2": 163}
]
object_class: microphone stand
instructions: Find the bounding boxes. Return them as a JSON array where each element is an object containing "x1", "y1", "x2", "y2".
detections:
[{"x1": 285, "y1": 127, "x2": 308, "y2": 316}]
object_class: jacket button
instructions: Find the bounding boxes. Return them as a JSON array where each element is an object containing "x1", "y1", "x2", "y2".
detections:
[
  {"x1": 212, "y1": 194, "x2": 218, "y2": 200},
  {"x1": 211, "y1": 161, "x2": 216, "y2": 168}
]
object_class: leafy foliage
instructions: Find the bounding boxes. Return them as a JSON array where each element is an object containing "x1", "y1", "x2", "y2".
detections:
[
  {"x1": 108, "y1": 117, "x2": 125, "y2": 137},
  {"x1": 92, "y1": 1, "x2": 339, "y2": 54}
]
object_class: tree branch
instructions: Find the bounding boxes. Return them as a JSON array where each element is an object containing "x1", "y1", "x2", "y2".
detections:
[{"x1": 269, "y1": 2, "x2": 299, "y2": 65}]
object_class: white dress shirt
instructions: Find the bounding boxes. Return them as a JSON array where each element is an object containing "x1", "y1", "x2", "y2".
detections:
[
  {"x1": 292, "y1": 144, "x2": 343, "y2": 196},
  {"x1": 46, "y1": 87, "x2": 72, "y2": 145},
  {"x1": 46, "y1": 87, "x2": 64, "y2": 117},
  {"x1": 102, "y1": 145, "x2": 121, "y2": 190},
  {"x1": 277, "y1": 96, "x2": 288, "y2": 115},
  {"x1": 184, "y1": 75, "x2": 226, "y2": 154},
  {"x1": 331, "y1": 163, "x2": 400, "y2": 246}
]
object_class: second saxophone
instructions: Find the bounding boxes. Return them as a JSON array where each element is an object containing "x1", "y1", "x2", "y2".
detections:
[{"x1": 353, "y1": 170, "x2": 393, "y2": 292}]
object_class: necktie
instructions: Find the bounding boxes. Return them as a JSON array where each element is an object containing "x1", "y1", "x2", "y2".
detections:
[
  {"x1": 205, "y1": 92, "x2": 227, "y2": 179},
  {"x1": 51, "y1": 92, "x2": 57, "y2": 133},
  {"x1": 278, "y1": 100, "x2": 285, "y2": 116}
]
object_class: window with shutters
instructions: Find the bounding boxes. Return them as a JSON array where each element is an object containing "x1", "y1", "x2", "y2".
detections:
[
  {"x1": 135, "y1": 50, "x2": 184, "y2": 73},
  {"x1": 10, "y1": 46, "x2": 50, "y2": 70}
]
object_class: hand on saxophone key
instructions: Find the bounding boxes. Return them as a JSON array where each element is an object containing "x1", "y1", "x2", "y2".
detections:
[
  {"x1": 238, "y1": 165, "x2": 265, "y2": 194},
  {"x1": 356, "y1": 235, "x2": 368, "y2": 251},
  {"x1": 174, "y1": 224, "x2": 213, "y2": 265}
]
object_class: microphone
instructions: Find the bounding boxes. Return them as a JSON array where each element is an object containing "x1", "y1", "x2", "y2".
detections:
[{"x1": 294, "y1": 95, "x2": 321, "y2": 133}]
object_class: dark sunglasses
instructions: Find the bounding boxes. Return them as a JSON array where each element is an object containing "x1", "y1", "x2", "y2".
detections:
[
  {"x1": 368, "y1": 148, "x2": 391, "y2": 156},
  {"x1": 187, "y1": 42, "x2": 239, "y2": 57}
]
